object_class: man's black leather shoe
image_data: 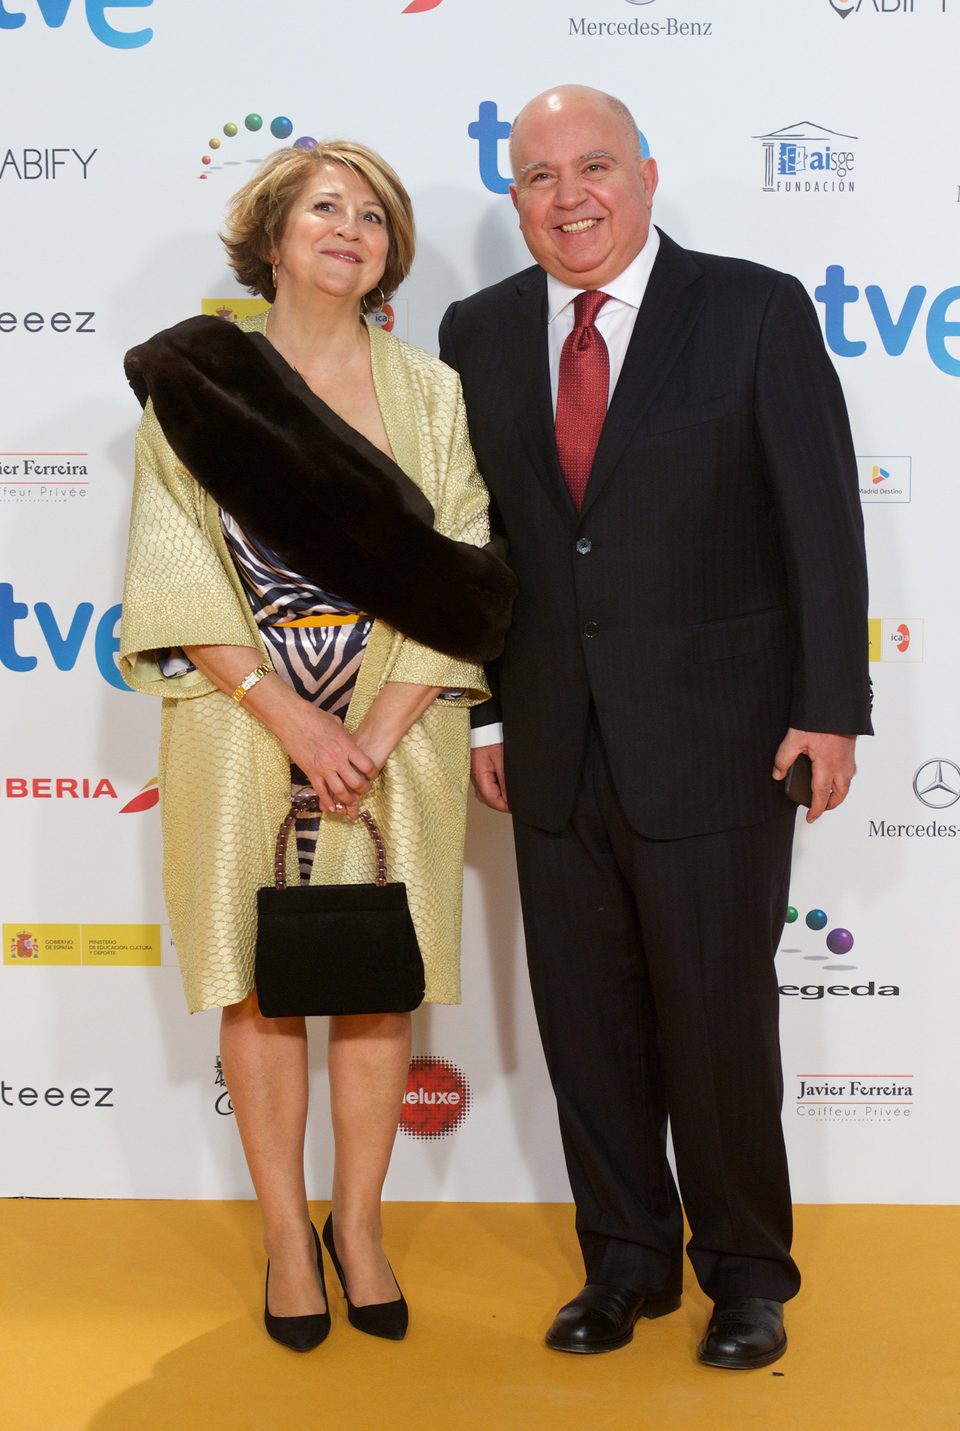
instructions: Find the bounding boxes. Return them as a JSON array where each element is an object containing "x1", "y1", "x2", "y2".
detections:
[
  {"x1": 545, "y1": 1283, "x2": 682, "y2": 1354},
  {"x1": 697, "y1": 1296, "x2": 786, "y2": 1369}
]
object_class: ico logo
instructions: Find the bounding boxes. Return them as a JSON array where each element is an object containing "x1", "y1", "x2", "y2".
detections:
[
  {"x1": 399, "y1": 1055, "x2": 470, "y2": 1139},
  {"x1": 778, "y1": 903, "x2": 900, "y2": 1000}
]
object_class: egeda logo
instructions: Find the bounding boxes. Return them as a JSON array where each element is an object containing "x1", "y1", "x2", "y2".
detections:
[
  {"x1": 0, "y1": 0, "x2": 153, "y2": 48},
  {"x1": 469, "y1": 101, "x2": 651, "y2": 195},
  {"x1": 778, "y1": 902, "x2": 900, "y2": 999}
]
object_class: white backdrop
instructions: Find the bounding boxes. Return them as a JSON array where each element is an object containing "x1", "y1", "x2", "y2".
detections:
[{"x1": 1, "y1": 0, "x2": 958, "y2": 1204}]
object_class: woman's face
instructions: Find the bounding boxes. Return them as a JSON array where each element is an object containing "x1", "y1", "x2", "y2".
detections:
[{"x1": 272, "y1": 161, "x2": 390, "y2": 304}]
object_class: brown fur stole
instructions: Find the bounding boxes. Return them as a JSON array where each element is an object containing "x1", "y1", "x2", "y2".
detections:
[{"x1": 124, "y1": 316, "x2": 516, "y2": 664}]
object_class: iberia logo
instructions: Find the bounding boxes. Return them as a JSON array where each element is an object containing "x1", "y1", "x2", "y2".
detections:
[
  {"x1": 119, "y1": 777, "x2": 159, "y2": 815},
  {"x1": 403, "y1": 0, "x2": 444, "y2": 11},
  {"x1": 399, "y1": 1056, "x2": 470, "y2": 1139}
]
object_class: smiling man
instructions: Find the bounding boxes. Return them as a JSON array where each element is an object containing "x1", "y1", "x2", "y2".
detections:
[{"x1": 440, "y1": 86, "x2": 872, "y2": 1368}]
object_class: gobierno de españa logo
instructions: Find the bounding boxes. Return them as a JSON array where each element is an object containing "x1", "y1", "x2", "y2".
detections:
[{"x1": 399, "y1": 1056, "x2": 471, "y2": 1139}]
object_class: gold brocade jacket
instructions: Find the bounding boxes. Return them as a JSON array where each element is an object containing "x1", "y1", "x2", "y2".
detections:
[{"x1": 119, "y1": 314, "x2": 491, "y2": 1013}]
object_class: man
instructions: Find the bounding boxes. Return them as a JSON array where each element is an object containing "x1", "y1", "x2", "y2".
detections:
[{"x1": 440, "y1": 86, "x2": 871, "y2": 1368}]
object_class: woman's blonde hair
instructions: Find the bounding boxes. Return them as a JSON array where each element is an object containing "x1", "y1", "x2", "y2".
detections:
[{"x1": 221, "y1": 140, "x2": 415, "y2": 305}]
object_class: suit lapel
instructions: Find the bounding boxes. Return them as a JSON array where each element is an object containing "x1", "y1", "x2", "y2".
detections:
[
  {"x1": 581, "y1": 231, "x2": 706, "y2": 517},
  {"x1": 505, "y1": 268, "x2": 577, "y2": 524}
]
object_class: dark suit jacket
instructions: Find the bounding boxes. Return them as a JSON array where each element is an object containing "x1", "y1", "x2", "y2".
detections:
[{"x1": 440, "y1": 229, "x2": 872, "y2": 838}]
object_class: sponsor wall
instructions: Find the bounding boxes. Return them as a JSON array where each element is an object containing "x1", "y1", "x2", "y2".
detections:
[{"x1": 1, "y1": 0, "x2": 958, "y2": 1204}]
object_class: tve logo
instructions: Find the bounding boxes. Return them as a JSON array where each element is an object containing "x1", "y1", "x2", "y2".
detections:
[
  {"x1": 469, "y1": 101, "x2": 651, "y2": 195},
  {"x1": 815, "y1": 266, "x2": 960, "y2": 375},
  {"x1": 0, "y1": 0, "x2": 154, "y2": 49},
  {"x1": 0, "y1": 583, "x2": 128, "y2": 691}
]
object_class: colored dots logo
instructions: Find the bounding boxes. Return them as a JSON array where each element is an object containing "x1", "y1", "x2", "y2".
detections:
[
  {"x1": 783, "y1": 904, "x2": 857, "y2": 971},
  {"x1": 197, "y1": 112, "x2": 319, "y2": 179}
]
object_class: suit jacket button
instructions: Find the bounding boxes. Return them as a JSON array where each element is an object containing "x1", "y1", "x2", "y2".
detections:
[
  {"x1": 583, "y1": 621, "x2": 599, "y2": 638},
  {"x1": 576, "y1": 538, "x2": 593, "y2": 555}
]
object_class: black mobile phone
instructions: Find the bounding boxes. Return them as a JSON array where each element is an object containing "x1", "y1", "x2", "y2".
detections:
[{"x1": 785, "y1": 753, "x2": 813, "y2": 808}]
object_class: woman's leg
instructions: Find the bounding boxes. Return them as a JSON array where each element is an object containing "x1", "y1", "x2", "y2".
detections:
[
  {"x1": 220, "y1": 990, "x2": 327, "y2": 1316},
  {"x1": 328, "y1": 1011, "x2": 412, "y2": 1305}
]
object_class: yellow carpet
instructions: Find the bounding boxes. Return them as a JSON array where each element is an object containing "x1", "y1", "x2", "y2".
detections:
[{"x1": 1, "y1": 1202, "x2": 956, "y2": 1431}]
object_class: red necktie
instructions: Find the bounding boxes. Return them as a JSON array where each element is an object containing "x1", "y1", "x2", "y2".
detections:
[{"x1": 555, "y1": 290, "x2": 610, "y2": 510}]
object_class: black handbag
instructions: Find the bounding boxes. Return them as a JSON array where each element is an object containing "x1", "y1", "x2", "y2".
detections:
[{"x1": 255, "y1": 794, "x2": 425, "y2": 1018}]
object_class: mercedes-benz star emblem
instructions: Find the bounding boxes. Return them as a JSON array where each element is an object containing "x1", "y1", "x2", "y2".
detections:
[{"x1": 913, "y1": 758, "x2": 960, "y2": 809}]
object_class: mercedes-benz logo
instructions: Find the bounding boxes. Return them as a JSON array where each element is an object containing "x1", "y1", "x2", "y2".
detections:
[{"x1": 913, "y1": 758, "x2": 960, "y2": 809}]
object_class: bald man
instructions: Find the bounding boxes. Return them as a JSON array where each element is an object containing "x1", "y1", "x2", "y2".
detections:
[{"x1": 440, "y1": 87, "x2": 871, "y2": 1367}]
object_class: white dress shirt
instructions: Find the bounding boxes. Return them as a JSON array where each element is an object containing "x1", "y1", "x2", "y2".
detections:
[{"x1": 471, "y1": 228, "x2": 661, "y2": 750}]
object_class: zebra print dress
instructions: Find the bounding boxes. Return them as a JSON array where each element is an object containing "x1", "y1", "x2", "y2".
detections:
[{"x1": 219, "y1": 511, "x2": 373, "y2": 880}]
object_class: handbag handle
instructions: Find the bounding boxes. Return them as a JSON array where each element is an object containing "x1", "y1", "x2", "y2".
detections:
[{"x1": 272, "y1": 794, "x2": 387, "y2": 891}]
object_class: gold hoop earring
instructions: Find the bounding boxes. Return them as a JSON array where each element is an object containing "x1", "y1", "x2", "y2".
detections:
[
  {"x1": 362, "y1": 286, "x2": 386, "y2": 315},
  {"x1": 271, "y1": 263, "x2": 278, "y2": 288}
]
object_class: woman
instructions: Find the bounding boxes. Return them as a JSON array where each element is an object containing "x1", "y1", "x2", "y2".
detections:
[{"x1": 119, "y1": 141, "x2": 515, "y2": 1352}]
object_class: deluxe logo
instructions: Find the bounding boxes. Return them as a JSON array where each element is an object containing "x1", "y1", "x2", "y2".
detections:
[
  {"x1": 754, "y1": 121, "x2": 855, "y2": 195},
  {"x1": 1, "y1": 776, "x2": 118, "y2": 800},
  {"x1": 399, "y1": 1055, "x2": 471, "y2": 1139},
  {"x1": 778, "y1": 902, "x2": 900, "y2": 999},
  {"x1": 0, "y1": 0, "x2": 153, "y2": 48},
  {"x1": 794, "y1": 1072, "x2": 914, "y2": 1122},
  {"x1": 0, "y1": 583, "x2": 128, "y2": 691},
  {"x1": 856, "y1": 454, "x2": 911, "y2": 503},
  {"x1": 469, "y1": 101, "x2": 651, "y2": 196},
  {"x1": 0, "y1": 148, "x2": 96, "y2": 181},
  {"x1": 867, "y1": 617, "x2": 923, "y2": 663},
  {"x1": 814, "y1": 267, "x2": 960, "y2": 375}
]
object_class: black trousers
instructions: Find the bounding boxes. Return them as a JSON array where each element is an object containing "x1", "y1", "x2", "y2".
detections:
[{"x1": 512, "y1": 722, "x2": 801, "y2": 1303}]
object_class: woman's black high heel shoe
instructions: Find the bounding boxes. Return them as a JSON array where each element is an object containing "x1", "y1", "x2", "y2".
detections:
[
  {"x1": 264, "y1": 1222, "x2": 331, "y2": 1351},
  {"x1": 322, "y1": 1212, "x2": 408, "y2": 1341}
]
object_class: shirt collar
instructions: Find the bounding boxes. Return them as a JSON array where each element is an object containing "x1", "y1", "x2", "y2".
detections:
[{"x1": 546, "y1": 226, "x2": 661, "y2": 324}]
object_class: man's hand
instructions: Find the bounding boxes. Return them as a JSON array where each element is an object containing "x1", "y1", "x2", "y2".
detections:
[
  {"x1": 471, "y1": 742, "x2": 509, "y2": 813},
  {"x1": 773, "y1": 728, "x2": 857, "y2": 824}
]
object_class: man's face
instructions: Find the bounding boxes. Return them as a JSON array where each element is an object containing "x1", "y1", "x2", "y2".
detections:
[{"x1": 509, "y1": 96, "x2": 658, "y2": 289}]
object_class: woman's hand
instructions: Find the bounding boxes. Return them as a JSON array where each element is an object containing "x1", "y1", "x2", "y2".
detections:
[
  {"x1": 182, "y1": 644, "x2": 377, "y2": 818},
  {"x1": 281, "y1": 700, "x2": 377, "y2": 819}
]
